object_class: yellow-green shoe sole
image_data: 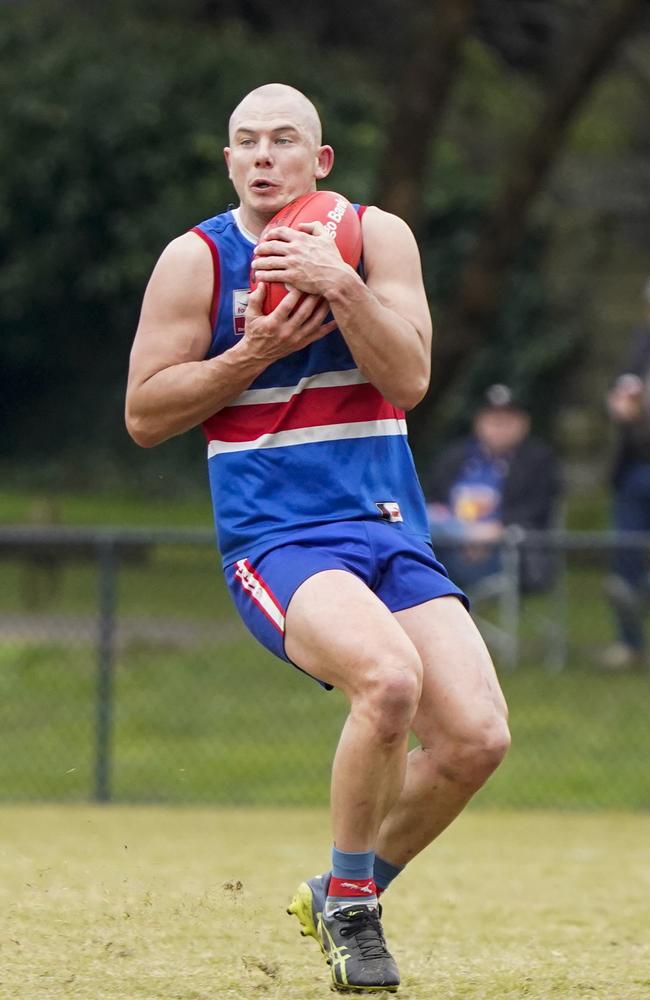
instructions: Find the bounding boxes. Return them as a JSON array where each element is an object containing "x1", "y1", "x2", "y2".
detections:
[
  {"x1": 287, "y1": 883, "x2": 398, "y2": 993},
  {"x1": 287, "y1": 881, "x2": 319, "y2": 943}
]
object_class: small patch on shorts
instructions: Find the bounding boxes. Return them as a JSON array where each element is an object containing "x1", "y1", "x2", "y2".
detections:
[{"x1": 375, "y1": 501, "x2": 403, "y2": 523}]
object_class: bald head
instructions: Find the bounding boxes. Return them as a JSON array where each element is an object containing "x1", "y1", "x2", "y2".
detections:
[{"x1": 229, "y1": 84, "x2": 322, "y2": 147}]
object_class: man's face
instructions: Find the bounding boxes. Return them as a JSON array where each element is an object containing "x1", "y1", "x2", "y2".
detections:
[
  {"x1": 224, "y1": 95, "x2": 333, "y2": 229},
  {"x1": 474, "y1": 408, "x2": 530, "y2": 455}
]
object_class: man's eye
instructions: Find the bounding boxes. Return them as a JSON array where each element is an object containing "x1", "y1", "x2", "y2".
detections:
[
  {"x1": 240, "y1": 139, "x2": 254, "y2": 147},
  {"x1": 275, "y1": 137, "x2": 292, "y2": 144}
]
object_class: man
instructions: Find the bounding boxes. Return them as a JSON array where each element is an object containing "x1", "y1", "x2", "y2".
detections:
[
  {"x1": 125, "y1": 83, "x2": 510, "y2": 994},
  {"x1": 427, "y1": 384, "x2": 561, "y2": 593},
  {"x1": 603, "y1": 278, "x2": 650, "y2": 670}
]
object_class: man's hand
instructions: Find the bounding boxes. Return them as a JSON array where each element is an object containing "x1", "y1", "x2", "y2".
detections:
[
  {"x1": 242, "y1": 281, "x2": 337, "y2": 363},
  {"x1": 251, "y1": 222, "x2": 354, "y2": 299},
  {"x1": 607, "y1": 374, "x2": 644, "y2": 423}
]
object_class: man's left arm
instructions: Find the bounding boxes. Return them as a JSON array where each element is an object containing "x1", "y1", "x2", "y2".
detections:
[{"x1": 325, "y1": 207, "x2": 432, "y2": 410}]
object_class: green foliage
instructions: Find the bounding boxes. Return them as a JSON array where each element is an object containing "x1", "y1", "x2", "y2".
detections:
[
  {"x1": 1, "y1": 2, "x2": 644, "y2": 487},
  {"x1": 570, "y1": 66, "x2": 645, "y2": 155},
  {"x1": 419, "y1": 177, "x2": 579, "y2": 447},
  {"x1": 0, "y1": 2, "x2": 383, "y2": 486}
]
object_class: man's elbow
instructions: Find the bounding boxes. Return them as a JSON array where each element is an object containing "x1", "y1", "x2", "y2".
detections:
[
  {"x1": 125, "y1": 409, "x2": 161, "y2": 449},
  {"x1": 397, "y1": 373, "x2": 430, "y2": 411}
]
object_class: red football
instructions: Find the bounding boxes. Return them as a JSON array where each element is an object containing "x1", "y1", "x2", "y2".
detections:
[{"x1": 250, "y1": 190, "x2": 363, "y2": 314}]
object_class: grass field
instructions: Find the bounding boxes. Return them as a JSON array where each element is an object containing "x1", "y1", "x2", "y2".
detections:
[
  {"x1": 1, "y1": 489, "x2": 649, "y2": 996},
  {"x1": 1, "y1": 806, "x2": 648, "y2": 1000}
]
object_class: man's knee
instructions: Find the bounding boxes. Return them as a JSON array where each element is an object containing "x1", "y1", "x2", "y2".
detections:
[
  {"x1": 473, "y1": 714, "x2": 511, "y2": 775},
  {"x1": 436, "y1": 711, "x2": 511, "y2": 787},
  {"x1": 355, "y1": 651, "x2": 423, "y2": 744}
]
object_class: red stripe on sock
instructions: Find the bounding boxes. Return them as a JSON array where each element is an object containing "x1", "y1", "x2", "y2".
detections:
[{"x1": 329, "y1": 876, "x2": 377, "y2": 899}]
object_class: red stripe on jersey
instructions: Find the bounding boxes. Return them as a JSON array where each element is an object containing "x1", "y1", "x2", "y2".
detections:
[
  {"x1": 356, "y1": 205, "x2": 367, "y2": 278},
  {"x1": 191, "y1": 227, "x2": 221, "y2": 328},
  {"x1": 203, "y1": 382, "x2": 403, "y2": 443}
]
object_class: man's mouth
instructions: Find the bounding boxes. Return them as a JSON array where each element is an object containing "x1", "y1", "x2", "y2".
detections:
[{"x1": 250, "y1": 179, "x2": 278, "y2": 191}]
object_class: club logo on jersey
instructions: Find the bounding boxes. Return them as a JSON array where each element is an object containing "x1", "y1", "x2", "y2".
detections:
[
  {"x1": 233, "y1": 289, "x2": 249, "y2": 335},
  {"x1": 376, "y1": 501, "x2": 403, "y2": 523}
]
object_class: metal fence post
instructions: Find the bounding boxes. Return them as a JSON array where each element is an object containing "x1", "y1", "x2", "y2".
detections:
[
  {"x1": 499, "y1": 529, "x2": 522, "y2": 669},
  {"x1": 95, "y1": 538, "x2": 117, "y2": 803},
  {"x1": 546, "y1": 538, "x2": 569, "y2": 672}
]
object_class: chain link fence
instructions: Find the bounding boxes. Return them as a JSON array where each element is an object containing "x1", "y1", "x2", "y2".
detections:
[{"x1": 1, "y1": 526, "x2": 648, "y2": 809}]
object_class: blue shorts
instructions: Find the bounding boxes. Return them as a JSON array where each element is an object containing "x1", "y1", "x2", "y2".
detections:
[{"x1": 225, "y1": 520, "x2": 468, "y2": 688}]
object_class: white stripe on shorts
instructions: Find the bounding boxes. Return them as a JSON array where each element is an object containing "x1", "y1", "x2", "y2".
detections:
[{"x1": 234, "y1": 558, "x2": 285, "y2": 634}]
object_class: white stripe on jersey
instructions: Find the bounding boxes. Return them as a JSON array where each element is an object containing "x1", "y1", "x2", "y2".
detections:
[
  {"x1": 207, "y1": 417, "x2": 408, "y2": 457},
  {"x1": 228, "y1": 369, "x2": 368, "y2": 407}
]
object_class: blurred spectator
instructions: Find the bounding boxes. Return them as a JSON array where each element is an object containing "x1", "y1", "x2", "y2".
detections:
[
  {"x1": 602, "y1": 278, "x2": 650, "y2": 670},
  {"x1": 427, "y1": 384, "x2": 562, "y2": 592}
]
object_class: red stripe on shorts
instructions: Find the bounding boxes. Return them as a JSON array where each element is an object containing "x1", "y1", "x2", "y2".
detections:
[{"x1": 235, "y1": 558, "x2": 286, "y2": 635}]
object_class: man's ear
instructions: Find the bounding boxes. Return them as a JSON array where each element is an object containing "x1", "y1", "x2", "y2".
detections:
[
  {"x1": 224, "y1": 147, "x2": 232, "y2": 178},
  {"x1": 315, "y1": 145, "x2": 334, "y2": 180}
]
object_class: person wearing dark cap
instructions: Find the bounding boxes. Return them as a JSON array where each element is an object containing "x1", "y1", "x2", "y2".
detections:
[
  {"x1": 602, "y1": 277, "x2": 650, "y2": 670},
  {"x1": 427, "y1": 385, "x2": 562, "y2": 592}
]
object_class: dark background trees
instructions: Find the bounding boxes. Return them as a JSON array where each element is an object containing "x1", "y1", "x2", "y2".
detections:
[{"x1": 1, "y1": 0, "x2": 648, "y2": 496}]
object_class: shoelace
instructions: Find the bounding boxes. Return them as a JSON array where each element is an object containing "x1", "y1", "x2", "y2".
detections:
[{"x1": 334, "y1": 907, "x2": 389, "y2": 961}]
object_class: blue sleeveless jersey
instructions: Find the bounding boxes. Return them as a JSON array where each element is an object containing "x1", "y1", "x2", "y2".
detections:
[{"x1": 193, "y1": 208, "x2": 431, "y2": 566}]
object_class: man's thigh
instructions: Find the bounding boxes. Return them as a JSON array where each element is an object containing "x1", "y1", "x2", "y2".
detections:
[
  {"x1": 394, "y1": 596, "x2": 508, "y2": 743},
  {"x1": 285, "y1": 569, "x2": 421, "y2": 695}
]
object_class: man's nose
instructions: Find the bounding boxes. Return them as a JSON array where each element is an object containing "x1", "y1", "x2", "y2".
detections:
[{"x1": 255, "y1": 141, "x2": 273, "y2": 166}]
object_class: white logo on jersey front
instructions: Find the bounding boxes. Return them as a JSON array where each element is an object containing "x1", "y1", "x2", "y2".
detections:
[
  {"x1": 376, "y1": 501, "x2": 403, "y2": 523},
  {"x1": 233, "y1": 289, "x2": 249, "y2": 335}
]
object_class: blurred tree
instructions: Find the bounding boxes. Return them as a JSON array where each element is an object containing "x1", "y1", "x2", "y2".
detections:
[
  {"x1": 413, "y1": 0, "x2": 648, "y2": 454},
  {"x1": 373, "y1": 0, "x2": 475, "y2": 225},
  {"x1": 345, "y1": 0, "x2": 646, "y2": 453},
  {"x1": 0, "y1": 3, "x2": 383, "y2": 490},
  {"x1": 0, "y1": 0, "x2": 647, "y2": 492}
]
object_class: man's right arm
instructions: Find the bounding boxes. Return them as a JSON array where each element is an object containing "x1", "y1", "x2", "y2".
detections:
[
  {"x1": 125, "y1": 232, "x2": 264, "y2": 447},
  {"x1": 125, "y1": 232, "x2": 335, "y2": 448}
]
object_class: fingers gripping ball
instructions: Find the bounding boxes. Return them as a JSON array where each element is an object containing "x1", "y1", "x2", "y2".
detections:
[{"x1": 249, "y1": 191, "x2": 362, "y2": 315}]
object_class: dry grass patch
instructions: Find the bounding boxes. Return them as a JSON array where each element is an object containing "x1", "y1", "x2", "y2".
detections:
[{"x1": 0, "y1": 807, "x2": 648, "y2": 999}]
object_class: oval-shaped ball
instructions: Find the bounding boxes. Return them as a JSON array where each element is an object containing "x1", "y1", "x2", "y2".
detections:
[{"x1": 249, "y1": 191, "x2": 362, "y2": 315}]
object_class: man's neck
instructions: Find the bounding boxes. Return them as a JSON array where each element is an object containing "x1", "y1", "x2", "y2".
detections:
[{"x1": 233, "y1": 205, "x2": 276, "y2": 241}]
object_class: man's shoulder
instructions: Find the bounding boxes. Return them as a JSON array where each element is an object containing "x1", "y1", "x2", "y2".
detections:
[
  {"x1": 156, "y1": 230, "x2": 213, "y2": 273},
  {"x1": 361, "y1": 205, "x2": 411, "y2": 235},
  {"x1": 193, "y1": 209, "x2": 237, "y2": 239}
]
